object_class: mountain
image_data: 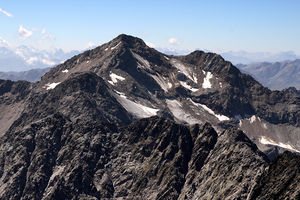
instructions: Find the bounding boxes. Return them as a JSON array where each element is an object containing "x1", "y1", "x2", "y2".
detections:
[
  {"x1": 221, "y1": 50, "x2": 299, "y2": 65},
  {"x1": 0, "y1": 46, "x2": 80, "y2": 72},
  {"x1": 2, "y1": 33, "x2": 300, "y2": 156},
  {"x1": 0, "y1": 34, "x2": 299, "y2": 199},
  {"x1": 236, "y1": 60, "x2": 300, "y2": 90},
  {"x1": 0, "y1": 67, "x2": 51, "y2": 82}
]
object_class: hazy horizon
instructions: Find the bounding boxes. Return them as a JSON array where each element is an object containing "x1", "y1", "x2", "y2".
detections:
[{"x1": 1, "y1": 0, "x2": 300, "y2": 55}]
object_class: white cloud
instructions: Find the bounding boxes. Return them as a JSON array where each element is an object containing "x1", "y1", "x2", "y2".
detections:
[
  {"x1": 0, "y1": 37, "x2": 9, "y2": 47},
  {"x1": 146, "y1": 41, "x2": 155, "y2": 48},
  {"x1": 87, "y1": 41, "x2": 95, "y2": 48},
  {"x1": 41, "y1": 29, "x2": 55, "y2": 40},
  {"x1": 0, "y1": 8, "x2": 13, "y2": 17},
  {"x1": 18, "y1": 25, "x2": 33, "y2": 39},
  {"x1": 41, "y1": 28, "x2": 46, "y2": 34},
  {"x1": 168, "y1": 37, "x2": 179, "y2": 45}
]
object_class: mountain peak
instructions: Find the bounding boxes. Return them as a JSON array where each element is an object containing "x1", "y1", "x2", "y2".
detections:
[{"x1": 110, "y1": 34, "x2": 147, "y2": 49}]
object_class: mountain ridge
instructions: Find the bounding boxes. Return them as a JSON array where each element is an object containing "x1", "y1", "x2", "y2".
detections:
[
  {"x1": 237, "y1": 59, "x2": 300, "y2": 90},
  {"x1": 0, "y1": 34, "x2": 299, "y2": 199}
]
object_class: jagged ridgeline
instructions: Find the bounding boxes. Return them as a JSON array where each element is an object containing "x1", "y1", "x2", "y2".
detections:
[{"x1": 0, "y1": 34, "x2": 299, "y2": 199}]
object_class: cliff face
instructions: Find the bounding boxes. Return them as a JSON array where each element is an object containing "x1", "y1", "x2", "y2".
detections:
[
  {"x1": 250, "y1": 151, "x2": 300, "y2": 200},
  {"x1": 0, "y1": 115, "x2": 272, "y2": 200}
]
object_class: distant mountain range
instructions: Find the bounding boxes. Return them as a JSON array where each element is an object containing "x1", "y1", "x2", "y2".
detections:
[
  {"x1": 221, "y1": 50, "x2": 299, "y2": 65},
  {"x1": 0, "y1": 67, "x2": 51, "y2": 82},
  {"x1": 0, "y1": 46, "x2": 80, "y2": 72},
  {"x1": 157, "y1": 49, "x2": 300, "y2": 65},
  {"x1": 237, "y1": 59, "x2": 300, "y2": 90},
  {"x1": 1, "y1": 44, "x2": 298, "y2": 72}
]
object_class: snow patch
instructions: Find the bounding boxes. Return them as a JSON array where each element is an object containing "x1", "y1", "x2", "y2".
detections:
[
  {"x1": 166, "y1": 99, "x2": 200, "y2": 124},
  {"x1": 115, "y1": 90, "x2": 127, "y2": 99},
  {"x1": 193, "y1": 74, "x2": 198, "y2": 83},
  {"x1": 260, "y1": 136, "x2": 300, "y2": 153},
  {"x1": 62, "y1": 69, "x2": 69, "y2": 73},
  {"x1": 202, "y1": 71, "x2": 213, "y2": 89},
  {"x1": 171, "y1": 59, "x2": 196, "y2": 82},
  {"x1": 164, "y1": 56, "x2": 169, "y2": 60},
  {"x1": 86, "y1": 60, "x2": 90, "y2": 63},
  {"x1": 250, "y1": 115, "x2": 256, "y2": 123},
  {"x1": 189, "y1": 99, "x2": 229, "y2": 121},
  {"x1": 239, "y1": 120, "x2": 243, "y2": 127},
  {"x1": 262, "y1": 123, "x2": 267, "y2": 129},
  {"x1": 179, "y1": 81, "x2": 198, "y2": 92},
  {"x1": 151, "y1": 74, "x2": 172, "y2": 92},
  {"x1": 132, "y1": 52, "x2": 151, "y2": 70},
  {"x1": 116, "y1": 94, "x2": 159, "y2": 118},
  {"x1": 110, "y1": 73, "x2": 125, "y2": 84},
  {"x1": 115, "y1": 90, "x2": 125, "y2": 96},
  {"x1": 45, "y1": 82, "x2": 61, "y2": 90},
  {"x1": 111, "y1": 42, "x2": 121, "y2": 50},
  {"x1": 108, "y1": 80, "x2": 114, "y2": 85}
]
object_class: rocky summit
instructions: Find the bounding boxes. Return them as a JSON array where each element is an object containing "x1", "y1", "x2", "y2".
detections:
[{"x1": 0, "y1": 34, "x2": 299, "y2": 199}]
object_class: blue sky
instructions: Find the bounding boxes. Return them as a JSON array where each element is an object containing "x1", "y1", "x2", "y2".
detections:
[{"x1": 1, "y1": 0, "x2": 300, "y2": 54}]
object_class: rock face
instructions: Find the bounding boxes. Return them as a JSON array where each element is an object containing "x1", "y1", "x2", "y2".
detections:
[
  {"x1": 0, "y1": 79, "x2": 31, "y2": 135},
  {"x1": 0, "y1": 115, "x2": 271, "y2": 199},
  {"x1": 0, "y1": 34, "x2": 299, "y2": 199},
  {"x1": 250, "y1": 151, "x2": 300, "y2": 200}
]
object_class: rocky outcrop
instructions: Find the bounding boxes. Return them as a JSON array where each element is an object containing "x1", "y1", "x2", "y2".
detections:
[
  {"x1": 0, "y1": 79, "x2": 31, "y2": 135},
  {"x1": 250, "y1": 151, "x2": 300, "y2": 200},
  {"x1": 179, "y1": 128, "x2": 268, "y2": 200},
  {"x1": 0, "y1": 115, "x2": 272, "y2": 200}
]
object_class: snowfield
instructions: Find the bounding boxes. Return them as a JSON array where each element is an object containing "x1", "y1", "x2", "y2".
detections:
[
  {"x1": 260, "y1": 136, "x2": 300, "y2": 153},
  {"x1": 116, "y1": 93, "x2": 159, "y2": 118},
  {"x1": 166, "y1": 99, "x2": 200, "y2": 124},
  {"x1": 189, "y1": 99, "x2": 230, "y2": 121}
]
